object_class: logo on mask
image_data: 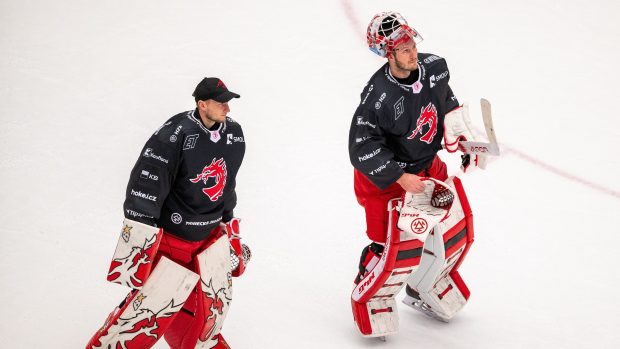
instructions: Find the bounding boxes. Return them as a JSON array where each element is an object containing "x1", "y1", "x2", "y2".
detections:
[
  {"x1": 407, "y1": 102, "x2": 438, "y2": 144},
  {"x1": 189, "y1": 158, "x2": 227, "y2": 201}
]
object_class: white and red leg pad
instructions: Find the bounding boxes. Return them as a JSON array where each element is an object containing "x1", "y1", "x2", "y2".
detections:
[
  {"x1": 351, "y1": 178, "x2": 457, "y2": 337},
  {"x1": 86, "y1": 256, "x2": 200, "y2": 349},
  {"x1": 406, "y1": 176, "x2": 474, "y2": 321},
  {"x1": 351, "y1": 185, "x2": 451, "y2": 337},
  {"x1": 194, "y1": 232, "x2": 234, "y2": 348},
  {"x1": 107, "y1": 219, "x2": 163, "y2": 289}
]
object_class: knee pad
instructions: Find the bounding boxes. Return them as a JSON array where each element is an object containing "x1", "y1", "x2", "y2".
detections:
[
  {"x1": 405, "y1": 176, "x2": 474, "y2": 321},
  {"x1": 86, "y1": 257, "x2": 200, "y2": 349}
]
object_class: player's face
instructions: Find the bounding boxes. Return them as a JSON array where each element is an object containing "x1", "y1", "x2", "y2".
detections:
[
  {"x1": 391, "y1": 40, "x2": 418, "y2": 72},
  {"x1": 200, "y1": 99, "x2": 230, "y2": 125}
]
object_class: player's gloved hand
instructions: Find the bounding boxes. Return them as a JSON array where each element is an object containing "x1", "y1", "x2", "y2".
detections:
[
  {"x1": 443, "y1": 104, "x2": 486, "y2": 172},
  {"x1": 221, "y1": 218, "x2": 251, "y2": 277},
  {"x1": 396, "y1": 173, "x2": 425, "y2": 193}
]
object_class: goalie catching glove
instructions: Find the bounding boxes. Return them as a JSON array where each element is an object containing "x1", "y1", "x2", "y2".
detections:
[{"x1": 221, "y1": 218, "x2": 252, "y2": 277}]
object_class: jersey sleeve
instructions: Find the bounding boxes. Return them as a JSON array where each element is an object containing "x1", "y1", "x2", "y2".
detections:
[
  {"x1": 445, "y1": 84, "x2": 460, "y2": 112},
  {"x1": 222, "y1": 121, "x2": 245, "y2": 222},
  {"x1": 123, "y1": 129, "x2": 182, "y2": 226},
  {"x1": 437, "y1": 57, "x2": 460, "y2": 112},
  {"x1": 348, "y1": 106, "x2": 404, "y2": 190}
]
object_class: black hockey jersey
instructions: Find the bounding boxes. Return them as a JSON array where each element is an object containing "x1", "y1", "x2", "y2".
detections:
[
  {"x1": 348, "y1": 53, "x2": 460, "y2": 189},
  {"x1": 123, "y1": 109, "x2": 245, "y2": 241}
]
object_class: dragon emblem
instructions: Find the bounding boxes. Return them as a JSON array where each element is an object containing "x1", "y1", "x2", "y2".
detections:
[
  {"x1": 407, "y1": 102, "x2": 438, "y2": 144},
  {"x1": 190, "y1": 158, "x2": 227, "y2": 201}
]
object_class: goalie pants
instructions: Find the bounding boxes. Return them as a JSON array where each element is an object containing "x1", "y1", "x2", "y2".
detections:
[
  {"x1": 157, "y1": 229, "x2": 230, "y2": 349},
  {"x1": 353, "y1": 156, "x2": 448, "y2": 243}
]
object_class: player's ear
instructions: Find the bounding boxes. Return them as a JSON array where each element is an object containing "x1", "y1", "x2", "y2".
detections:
[{"x1": 196, "y1": 99, "x2": 206, "y2": 110}]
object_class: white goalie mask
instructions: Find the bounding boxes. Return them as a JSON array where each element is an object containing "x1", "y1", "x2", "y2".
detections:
[{"x1": 366, "y1": 11, "x2": 423, "y2": 58}]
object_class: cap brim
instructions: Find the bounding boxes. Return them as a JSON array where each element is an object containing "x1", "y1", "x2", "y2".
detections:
[{"x1": 213, "y1": 91, "x2": 241, "y2": 103}]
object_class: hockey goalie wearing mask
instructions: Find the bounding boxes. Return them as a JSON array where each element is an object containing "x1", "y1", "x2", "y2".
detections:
[{"x1": 348, "y1": 11, "x2": 483, "y2": 338}]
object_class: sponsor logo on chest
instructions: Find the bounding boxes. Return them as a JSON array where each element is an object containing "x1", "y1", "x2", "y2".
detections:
[
  {"x1": 227, "y1": 134, "x2": 245, "y2": 144},
  {"x1": 430, "y1": 71, "x2": 448, "y2": 88},
  {"x1": 183, "y1": 134, "x2": 200, "y2": 150}
]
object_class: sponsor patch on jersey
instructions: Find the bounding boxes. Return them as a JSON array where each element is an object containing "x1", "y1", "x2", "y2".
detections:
[
  {"x1": 126, "y1": 209, "x2": 153, "y2": 219},
  {"x1": 183, "y1": 134, "x2": 200, "y2": 150},
  {"x1": 423, "y1": 55, "x2": 440, "y2": 64},
  {"x1": 356, "y1": 116, "x2": 377, "y2": 129},
  {"x1": 394, "y1": 96, "x2": 405, "y2": 120},
  {"x1": 369, "y1": 161, "x2": 390, "y2": 175},
  {"x1": 171, "y1": 213, "x2": 183, "y2": 224},
  {"x1": 358, "y1": 148, "x2": 381, "y2": 162},
  {"x1": 140, "y1": 169, "x2": 159, "y2": 181},
  {"x1": 169, "y1": 125, "x2": 183, "y2": 142},
  {"x1": 226, "y1": 134, "x2": 245, "y2": 144},
  {"x1": 361, "y1": 84, "x2": 374, "y2": 105},
  {"x1": 430, "y1": 71, "x2": 448, "y2": 88},
  {"x1": 185, "y1": 217, "x2": 222, "y2": 226},
  {"x1": 130, "y1": 189, "x2": 157, "y2": 202},
  {"x1": 143, "y1": 148, "x2": 169, "y2": 163}
]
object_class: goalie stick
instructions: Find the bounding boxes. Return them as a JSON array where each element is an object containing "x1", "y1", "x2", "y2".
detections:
[{"x1": 457, "y1": 98, "x2": 500, "y2": 156}]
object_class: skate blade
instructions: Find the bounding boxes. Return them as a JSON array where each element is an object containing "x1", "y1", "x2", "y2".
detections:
[{"x1": 402, "y1": 296, "x2": 449, "y2": 323}]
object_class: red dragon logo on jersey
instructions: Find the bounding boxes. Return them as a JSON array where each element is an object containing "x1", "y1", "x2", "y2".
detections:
[
  {"x1": 407, "y1": 102, "x2": 438, "y2": 144},
  {"x1": 190, "y1": 158, "x2": 227, "y2": 201}
]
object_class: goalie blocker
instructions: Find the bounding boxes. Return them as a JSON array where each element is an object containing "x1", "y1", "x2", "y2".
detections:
[{"x1": 351, "y1": 177, "x2": 474, "y2": 337}]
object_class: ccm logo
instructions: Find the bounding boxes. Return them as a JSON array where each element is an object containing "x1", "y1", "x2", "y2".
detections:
[{"x1": 358, "y1": 272, "x2": 376, "y2": 293}]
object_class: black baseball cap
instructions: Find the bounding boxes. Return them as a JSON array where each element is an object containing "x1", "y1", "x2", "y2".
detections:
[{"x1": 192, "y1": 77, "x2": 240, "y2": 102}]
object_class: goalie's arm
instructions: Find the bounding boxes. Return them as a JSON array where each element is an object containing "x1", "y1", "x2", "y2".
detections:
[
  {"x1": 123, "y1": 133, "x2": 182, "y2": 226},
  {"x1": 348, "y1": 107, "x2": 404, "y2": 190}
]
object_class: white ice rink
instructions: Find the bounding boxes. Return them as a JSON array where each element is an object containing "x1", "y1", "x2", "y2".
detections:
[{"x1": 1, "y1": 0, "x2": 619, "y2": 348}]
